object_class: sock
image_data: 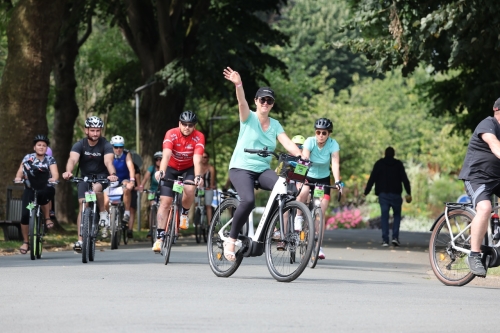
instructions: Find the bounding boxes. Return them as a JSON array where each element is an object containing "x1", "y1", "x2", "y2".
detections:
[
  {"x1": 156, "y1": 229, "x2": 165, "y2": 239},
  {"x1": 181, "y1": 207, "x2": 190, "y2": 215},
  {"x1": 124, "y1": 210, "x2": 130, "y2": 216},
  {"x1": 470, "y1": 251, "x2": 481, "y2": 257}
]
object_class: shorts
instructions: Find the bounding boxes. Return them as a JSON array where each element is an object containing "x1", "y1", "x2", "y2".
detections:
[
  {"x1": 204, "y1": 189, "x2": 214, "y2": 206},
  {"x1": 464, "y1": 179, "x2": 500, "y2": 208},
  {"x1": 160, "y1": 166, "x2": 195, "y2": 198},
  {"x1": 77, "y1": 176, "x2": 110, "y2": 199},
  {"x1": 305, "y1": 176, "x2": 332, "y2": 195}
]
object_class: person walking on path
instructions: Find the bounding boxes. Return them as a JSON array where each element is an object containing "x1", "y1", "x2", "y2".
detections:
[{"x1": 364, "y1": 147, "x2": 411, "y2": 247}]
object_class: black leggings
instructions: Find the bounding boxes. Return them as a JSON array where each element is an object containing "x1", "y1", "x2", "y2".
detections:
[
  {"x1": 228, "y1": 168, "x2": 278, "y2": 239},
  {"x1": 21, "y1": 187, "x2": 55, "y2": 225}
]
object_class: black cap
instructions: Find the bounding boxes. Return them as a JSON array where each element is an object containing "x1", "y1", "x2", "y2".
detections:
[
  {"x1": 255, "y1": 87, "x2": 275, "y2": 99},
  {"x1": 494, "y1": 98, "x2": 500, "y2": 111}
]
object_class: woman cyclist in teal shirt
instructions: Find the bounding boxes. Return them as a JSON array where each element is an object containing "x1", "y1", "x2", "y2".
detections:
[
  {"x1": 222, "y1": 67, "x2": 301, "y2": 261},
  {"x1": 295, "y1": 118, "x2": 342, "y2": 259}
]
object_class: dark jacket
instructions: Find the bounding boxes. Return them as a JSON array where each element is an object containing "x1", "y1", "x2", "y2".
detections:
[{"x1": 364, "y1": 157, "x2": 411, "y2": 196}]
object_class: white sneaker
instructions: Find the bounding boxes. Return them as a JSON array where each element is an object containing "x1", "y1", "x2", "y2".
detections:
[
  {"x1": 152, "y1": 239, "x2": 162, "y2": 253},
  {"x1": 318, "y1": 247, "x2": 325, "y2": 260},
  {"x1": 272, "y1": 230, "x2": 281, "y2": 240},
  {"x1": 294, "y1": 215, "x2": 304, "y2": 231},
  {"x1": 100, "y1": 212, "x2": 109, "y2": 238},
  {"x1": 179, "y1": 214, "x2": 189, "y2": 230}
]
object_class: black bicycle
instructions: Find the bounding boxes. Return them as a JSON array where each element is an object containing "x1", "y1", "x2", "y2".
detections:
[
  {"x1": 70, "y1": 175, "x2": 109, "y2": 263},
  {"x1": 145, "y1": 188, "x2": 160, "y2": 246},
  {"x1": 194, "y1": 188, "x2": 209, "y2": 243}
]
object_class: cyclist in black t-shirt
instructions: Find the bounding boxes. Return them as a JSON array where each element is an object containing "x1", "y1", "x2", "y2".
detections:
[
  {"x1": 62, "y1": 116, "x2": 118, "y2": 252},
  {"x1": 459, "y1": 97, "x2": 500, "y2": 276}
]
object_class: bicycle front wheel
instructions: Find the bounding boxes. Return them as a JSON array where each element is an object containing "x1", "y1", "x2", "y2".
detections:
[
  {"x1": 28, "y1": 210, "x2": 37, "y2": 260},
  {"x1": 309, "y1": 207, "x2": 324, "y2": 268},
  {"x1": 429, "y1": 209, "x2": 475, "y2": 286},
  {"x1": 35, "y1": 211, "x2": 44, "y2": 259},
  {"x1": 89, "y1": 209, "x2": 98, "y2": 262},
  {"x1": 207, "y1": 198, "x2": 243, "y2": 278},
  {"x1": 162, "y1": 206, "x2": 176, "y2": 265},
  {"x1": 81, "y1": 207, "x2": 91, "y2": 264},
  {"x1": 265, "y1": 201, "x2": 314, "y2": 282}
]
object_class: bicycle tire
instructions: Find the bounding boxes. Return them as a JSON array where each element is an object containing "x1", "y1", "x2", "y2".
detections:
[
  {"x1": 89, "y1": 209, "x2": 97, "y2": 262},
  {"x1": 150, "y1": 205, "x2": 158, "y2": 246},
  {"x1": 121, "y1": 204, "x2": 127, "y2": 245},
  {"x1": 110, "y1": 206, "x2": 119, "y2": 250},
  {"x1": 202, "y1": 214, "x2": 208, "y2": 243},
  {"x1": 28, "y1": 210, "x2": 37, "y2": 260},
  {"x1": 207, "y1": 198, "x2": 243, "y2": 278},
  {"x1": 429, "y1": 208, "x2": 476, "y2": 286},
  {"x1": 309, "y1": 207, "x2": 324, "y2": 268},
  {"x1": 194, "y1": 208, "x2": 202, "y2": 243},
  {"x1": 81, "y1": 207, "x2": 91, "y2": 264},
  {"x1": 35, "y1": 211, "x2": 44, "y2": 259},
  {"x1": 265, "y1": 200, "x2": 314, "y2": 282},
  {"x1": 162, "y1": 206, "x2": 177, "y2": 265}
]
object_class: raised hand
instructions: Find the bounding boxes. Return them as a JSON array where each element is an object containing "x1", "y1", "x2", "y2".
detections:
[{"x1": 223, "y1": 67, "x2": 241, "y2": 85}]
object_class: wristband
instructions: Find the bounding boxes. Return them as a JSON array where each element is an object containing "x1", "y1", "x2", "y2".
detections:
[
  {"x1": 235, "y1": 82, "x2": 242, "y2": 88},
  {"x1": 130, "y1": 178, "x2": 135, "y2": 181}
]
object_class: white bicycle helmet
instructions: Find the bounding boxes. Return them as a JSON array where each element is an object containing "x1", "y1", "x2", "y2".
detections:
[
  {"x1": 85, "y1": 116, "x2": 104, "y2": 128},
  {"x1": 153, "y1": 151, "x2": 163, "y2": 159},
  {"x1": 110, "y1": 135, "x2": 125, "y2": 147}
]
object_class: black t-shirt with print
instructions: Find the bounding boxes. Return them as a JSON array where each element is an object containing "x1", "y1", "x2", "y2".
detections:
[
  {"x1": 71, "y1": 137, "x2": 113, "y2": 177},
  {"x1": 459, "y1": 116, "x2": 500, "y2": 181}
]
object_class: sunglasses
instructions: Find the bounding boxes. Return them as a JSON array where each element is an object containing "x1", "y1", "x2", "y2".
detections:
[
  {"x1": 202, "y1": 156, "x2": 208, "y2": 159},
  {"x1": 180, "y1": 122, "x2": 195, "y2": 128},
  {"x1": 155, "y1": 158, "x2": 162, "y2": 162},
  {"x1": 315, "y1": 130, "x2": 329, "y2": 136},
  {"x1": 113, "y1": 146, "x2": 124, "y2": 149},
  {"x1": 258, "y1": 97, "x2": 275, "y2": 105}
]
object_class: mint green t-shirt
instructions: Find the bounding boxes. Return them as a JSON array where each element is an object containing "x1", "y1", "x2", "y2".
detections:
[
  {"x1": 304, "y1": 136, "x2": 339, "y2": 178},
  {"x1": 229, "y1": 111, "x2": 285, "y2": 173}
]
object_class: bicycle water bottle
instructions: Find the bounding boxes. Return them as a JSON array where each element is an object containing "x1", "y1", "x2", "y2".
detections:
[{"x1": 491, "y1": 213, "x2": 500, "y2": 240}]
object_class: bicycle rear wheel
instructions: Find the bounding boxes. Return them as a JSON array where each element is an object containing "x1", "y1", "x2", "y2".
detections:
[
  {"x1": 309, "y1": 207, "x2": 324, "y2": 268},
  {"x1": 207, "y1": 198, "x2": 243, "y2": 278},
  {"x1": 265, "y1": 201, "x2": 313, "y2": 282},
  {"x1": 429, "y1": 209, "x2": 476, "y2": 286},
  {"x1": 110, "y1": 206, "x2": 119, "y2": 250},
  {"x1": 162, "y1": 206, "x2": 176, "y2": 265},
  {"x1": 28, "y1": 210, "x2": 37, "y2": 260},
  {"x1": 81, "y1": 207, "x2": 91, "y2": 263},
  {"x1": 149, "y1": 204, "x2": 158, "y2": 246},
  {"x1": 194, "y1": 208, "x2": 202, "y2": 243}
]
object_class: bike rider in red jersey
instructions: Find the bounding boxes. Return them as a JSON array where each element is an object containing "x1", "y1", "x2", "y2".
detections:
[{"x1": 152, "y1": 111, "x2": 205, "y2": 252}]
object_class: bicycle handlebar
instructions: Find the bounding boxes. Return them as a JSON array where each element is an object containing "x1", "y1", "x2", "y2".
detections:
[
  {"x1": 305, "y1": 182, "x2": 342, "y2": 202},
  {"x1": 69, "y1": 176, "x2": 110, "y2": 184}
]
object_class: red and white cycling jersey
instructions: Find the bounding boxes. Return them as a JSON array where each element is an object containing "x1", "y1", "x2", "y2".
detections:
[{"x1": 162, "y1": 128, "x2": 205, "y2": 170}]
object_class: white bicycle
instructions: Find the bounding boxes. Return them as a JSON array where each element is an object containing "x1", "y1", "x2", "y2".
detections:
[{"x1": 207, "y1": 148, "x2": 314, "y2": 282}]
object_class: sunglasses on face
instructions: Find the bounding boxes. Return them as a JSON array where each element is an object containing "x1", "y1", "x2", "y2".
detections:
[
  {"x1": 315, "y1": 130, "x2": 329, "y2": 136},
  {"x1": 155, "y1": 158, "x2": 162, "y2": 162},
  {"x1": 180, "y1": 122, "x2": 195, "y2": 128},
  {"x1": 258, "y1": 97, "x2": 275, "y2": 105},
  {"x1": 202, "y1": 156, "x2": 208, "y2": 159},
  {"x1": 113, "y1": 146, "x2": 124, "y2": 149}
]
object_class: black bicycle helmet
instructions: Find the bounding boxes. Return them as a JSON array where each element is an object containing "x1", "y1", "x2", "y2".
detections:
[
  {"x1": 314, "y1": 118, "x2": 333, "y2": 132},
  {"x1": 179, "y1": 110, "x2": 198, "y2": 124},
  {"x1": 33, "y1": 134, "x2": 50, "y2": 146}
]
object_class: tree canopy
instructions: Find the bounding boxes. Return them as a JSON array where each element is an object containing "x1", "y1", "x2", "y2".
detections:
[{"x1": 342, "y1": 0, "x2": 500, "y2": 130}]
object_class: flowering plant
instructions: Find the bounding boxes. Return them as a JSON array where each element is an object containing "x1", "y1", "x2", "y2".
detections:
[{"x1": 325, "y1": 207, "x2": 363, "y2": 229}]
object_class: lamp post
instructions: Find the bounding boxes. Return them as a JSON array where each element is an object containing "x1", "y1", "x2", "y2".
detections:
[{"x1": 133, "y1": 81, "x2": 155, "y2": 231}]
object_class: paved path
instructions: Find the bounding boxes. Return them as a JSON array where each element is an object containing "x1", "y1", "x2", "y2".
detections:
[{"x1": 0, "y1": 229, "x2": 498, "y2": 332}]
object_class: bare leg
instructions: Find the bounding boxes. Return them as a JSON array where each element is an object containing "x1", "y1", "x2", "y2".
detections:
[{"x1": 471, "y1": 200, "x2": 491, "y2": 252}]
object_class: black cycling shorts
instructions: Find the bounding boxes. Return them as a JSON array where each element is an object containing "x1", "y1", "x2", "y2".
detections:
[
  {"x1": 464, "y1": 179, "x2": 500, "y2": 208},
  {"x1": 305, "y1": 176, "x2": 332, "y2": 195},
  {"x1": 21, "y1": 187, "x2": 55, "y2": 225},
  {"x1": 159, "y1": 166, "x2": 195, "y2": 198},
  {"x1": 77, "y1": 175, "x2": 110, "y2": 199}
]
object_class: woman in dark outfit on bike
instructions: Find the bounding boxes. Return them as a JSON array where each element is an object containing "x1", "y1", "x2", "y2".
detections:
[
  {"x1": 14, "y1": 135, "x2": 59, "y2": 254},
  {"x1": 222, "y1": 67, "x2": 301, "y2": 261}
]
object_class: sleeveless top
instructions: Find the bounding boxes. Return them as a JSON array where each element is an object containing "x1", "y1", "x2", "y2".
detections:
[
  {"x1": 203, "y1": 169, "x2": 211, "y2": 187},
  {"x1": 113, "y1": 151, "x2": 129, "y2": 181}
]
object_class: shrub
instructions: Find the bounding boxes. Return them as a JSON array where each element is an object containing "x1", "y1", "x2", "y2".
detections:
[{"x1": 325, "y1": 207, "x2": 363, "y2": 230}]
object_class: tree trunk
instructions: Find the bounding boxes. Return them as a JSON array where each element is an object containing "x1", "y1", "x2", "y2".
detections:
[
  {"x1": 52, "y1": 1, "x2": 89, "y2": 225},
  {"x1": 0, "y1": 0, "x2": 65, "y2": 218}
]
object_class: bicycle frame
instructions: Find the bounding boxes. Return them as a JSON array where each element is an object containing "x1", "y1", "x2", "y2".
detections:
[
  {"x1": 443, "y1": 203, "x2": 500, "y2": 255},
  {"x1": 218, "y1": 175, "x2": 290, "y2": 248}
]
